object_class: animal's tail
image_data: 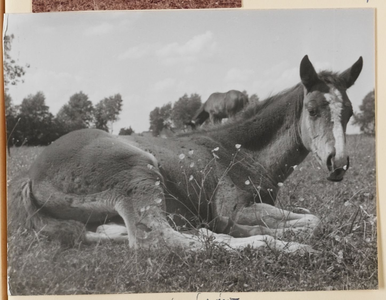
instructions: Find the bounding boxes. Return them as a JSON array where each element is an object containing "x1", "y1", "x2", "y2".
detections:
[{"x1": 7, "y1": 177, "x2": 86, "y2": 246}]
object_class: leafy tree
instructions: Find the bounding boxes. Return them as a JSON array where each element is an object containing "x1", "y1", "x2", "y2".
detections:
[
  {"x1": 94, "y1": 94, "x2": 123, "y2": 132},
  {"x1": 5, "y1": 94, "x2": 20, "y2": 150},
  {"x1": 56, "y1": 92, "x2": 94, "y2": 133},
  {"x1": 12, "y1": 92, "x2": 57, "y2": 146},
  {"x1": 249, "y1": 93, "x2": 259, "y2": 104},
  {"x1": 3, "y1": 34, "x2": 29, "y2": 91},
  {"x1": 149, "y1": 102, "x2": 172, "y2": 136},
  {"x1": 353, "y1": 90, "x2": 375, "y2": 136},
  {"x1": 3, "y1": 34, "x2": 29, "y2": 152},
  {"x1": 242, "y1": 90, "x2": 259, "y2": 103},
  {"x1": 171, "y1": 93, "x2": 202, "y2": 128},
  {"x1": 119, "y1": 127, "x2": 135, "y2": 135}
]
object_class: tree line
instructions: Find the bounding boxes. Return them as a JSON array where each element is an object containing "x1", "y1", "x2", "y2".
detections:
[
  {"x1": 5, "y1": 91, "x2": 125, "y2": 147},
  {"x1": 352, "y1": 90, "x2": 375, "y2": 136},
  {"x1": 149, "y1": 91, "x2": 259, "y2": 136},
  {"x1": 3, "y1": 34, "x2": 376, "y2": 150}
]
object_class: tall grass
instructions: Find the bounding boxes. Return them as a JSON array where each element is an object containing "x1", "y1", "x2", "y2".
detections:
[{"x1": 6, "y1": 134, "x2": 377, "y2": 295}]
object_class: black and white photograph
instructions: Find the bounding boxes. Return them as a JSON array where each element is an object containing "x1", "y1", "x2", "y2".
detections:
[{"x1": 4, "y1": 8, "x2": 377, "y2": 295}]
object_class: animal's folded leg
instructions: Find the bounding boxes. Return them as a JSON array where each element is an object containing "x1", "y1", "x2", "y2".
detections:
[
  {"x1": 85, "y1": 223, "x2": 128, "y2": 243},
  {"x1": 197, "y1": 228, "x2": 318, "y2": 254},
  {"x1": 234, "y1": 203, "x2": 321, "y2": 236}
]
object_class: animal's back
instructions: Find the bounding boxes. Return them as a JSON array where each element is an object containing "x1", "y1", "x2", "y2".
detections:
[
  {"x1": 224, "y1": 90, "x2": 249, "y2": 116},
  {"x1": 29, "y1": 129, "x2": 157, "y2": 195},
  {"x1": 204, "y1": 92, "x2": 227, "y2": 117}
]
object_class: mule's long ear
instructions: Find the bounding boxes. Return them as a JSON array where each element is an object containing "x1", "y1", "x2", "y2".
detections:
[
  {"x1": 339, "y1": 57, "x2": 363, "y2": 89},
  {"x1": 300, "y1": 55, "x2": 320, "y2": 91}
]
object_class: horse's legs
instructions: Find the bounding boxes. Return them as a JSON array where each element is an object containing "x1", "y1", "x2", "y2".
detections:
[
  {"x1": 209, "y1": 113, "x2": 215, "y2": 125},
  {"x1": 197, "y1": 228, "x2": 317, "y2": 253},
  {"x1": 232, "y1": 203, "x2": 321, "y2": 236},
  {"x1": 209, "y1": 216, "x2": 276, "y2": 237},
  {"x1": 82, "y1": 169, "x2": 205, "y2": 250},
  {"x1": 214, "y1": 116, "x2": 222, "y2": 124}
]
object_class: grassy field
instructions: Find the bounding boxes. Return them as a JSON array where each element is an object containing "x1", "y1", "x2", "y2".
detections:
[
  {"x1": 32, "y1": 0, "x2": 241, "y2": 12},
  {"x1": 7, "y1": 134, "x2": 377, "y2": 295}
]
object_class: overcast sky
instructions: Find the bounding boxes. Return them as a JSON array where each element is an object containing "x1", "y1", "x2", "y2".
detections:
[{"x1": 4, "y1": 9, "x2": 375, "y2": 134}]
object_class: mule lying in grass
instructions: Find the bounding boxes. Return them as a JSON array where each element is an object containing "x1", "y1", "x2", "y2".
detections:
[
  {"x1": 186, "y1": 90, "x2": 248, "y2": 128},
  {"x1": 8, "y1": 55, "x2": 363, "y2": 253}
]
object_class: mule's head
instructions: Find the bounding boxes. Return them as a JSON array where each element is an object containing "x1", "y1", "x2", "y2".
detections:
[
  {"x1": 185, "y1": 120, "x2": 197, "y2": 130},
  {"x1": 299, "y1": 55, "x2": 363, "y2": 182}
]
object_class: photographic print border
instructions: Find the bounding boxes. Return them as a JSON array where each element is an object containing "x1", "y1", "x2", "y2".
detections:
[{"x1": 1, "y1": 0, "x2": 384, "y2": 300}]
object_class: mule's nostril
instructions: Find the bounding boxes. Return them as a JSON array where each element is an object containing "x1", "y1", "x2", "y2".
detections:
[{"x1": 327, "y1": 154, "x2": 334, "y2": 172}]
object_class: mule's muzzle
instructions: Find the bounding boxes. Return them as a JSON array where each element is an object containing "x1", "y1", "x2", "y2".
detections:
[
  {"x1": 185, "y1": 120, "x2": 196, "y2": 129},
  {"x1": 327, "y1": 157, "x2": 349, "y2": 182}
]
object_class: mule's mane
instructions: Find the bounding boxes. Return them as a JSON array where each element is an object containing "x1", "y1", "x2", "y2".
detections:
[
  {"x1": 178, "y1": 70, "x2": 343, "y2": 138},
  {"x1": 181, "y1": 83, "x2": 304, "y2": 137},
  {"x1": 238, "y1": 84, "x2": 303, "y2": 121}
]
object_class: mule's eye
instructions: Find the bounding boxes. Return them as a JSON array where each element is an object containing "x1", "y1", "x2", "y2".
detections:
[
  {"x1": 306, "y1": 100, "x2": 318, "y2": 117},
  {"x1": 308, "y1": 108, "x2": 317, "y2": 117}
]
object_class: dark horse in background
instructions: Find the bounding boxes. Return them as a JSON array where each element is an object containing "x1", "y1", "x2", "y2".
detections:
[
  {"x1": 187, "y1": 90, "x2": 249, "y2": 129},
  {"x1": 8, "y1": 56, "x2": 363, "y2": 252}
]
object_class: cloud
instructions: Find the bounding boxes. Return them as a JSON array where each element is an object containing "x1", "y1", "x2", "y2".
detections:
[
  {"x1": 225, "y1": 68, "x2": 255, "y2": 82},
  {"x1": 313, "y1": 61, "x2": 333, "y2": 72},
  {"x1": 156, "y1": 31, "x2": 217, "y2": 65},
  {"x1": 118, "y1": 44, "x2": 153, "y2": 60},
  {"x1": 84, "y1": 22, "x2": 114, "y2": 36},
  {"x1": 154, "y1": 78, "x2": 176, "y2": 91},
  {"x1": 251, "y1": 66, "x2": 299, "y2": 98}
]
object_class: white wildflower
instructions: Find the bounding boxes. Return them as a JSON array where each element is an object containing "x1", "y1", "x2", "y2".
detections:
[
  {"x1": 147, "y1": 164, "x2": 154, "y2": 170},
  {"x1": 212, "y1": 147, "x2": 219, "y2": 152},
  {"x1": 337, "y1": 250, "x2": 344, "y2": 263},
  {"x1": 179, "y1": 154, "x2": 185, "y2": 160},
  {"x1": 154, "y1": 198, "x2": 162, "y2": 204},
  {"x1": 190, "y1": 162, "x2": 195, "y2": 168},
  {"x1": 245, "y1": 180, "x2": 250, "y2": 185},
  {"x1": 277, "y1": 182, "x2": 283, "y2": 187},
  {"x1": 235, "y1": 144, "x2": 241, "y2": 149},
  {"x1": 155, "y1": 180, "x2": 160, "y2": 186},
  {"x1": 189, "y1": 175, "x2": 194, "y2": 181},
  {"x1": 292, "y1": 165, "x2": 297, "y2": 169},
  {"x1": 189, "y1": 149, "x2": 194, "y2": 155}
]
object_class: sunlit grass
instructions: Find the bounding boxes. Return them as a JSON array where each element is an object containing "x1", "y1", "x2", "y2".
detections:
[{"x1": 7, "y1": 134, "x2": 377, "y2": 295}]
